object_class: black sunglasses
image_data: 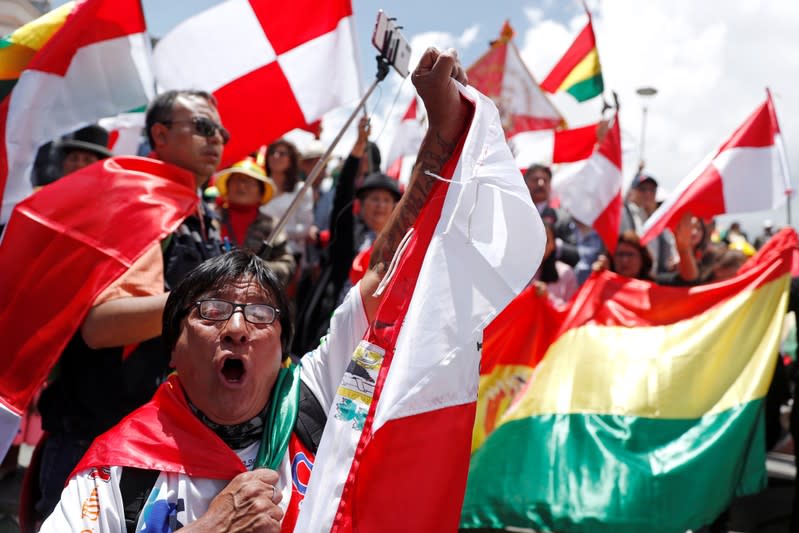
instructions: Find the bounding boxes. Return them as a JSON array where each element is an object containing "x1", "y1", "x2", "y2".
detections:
[{"x1": 161, "y1": 116, "x2": 230, "y2": 145}]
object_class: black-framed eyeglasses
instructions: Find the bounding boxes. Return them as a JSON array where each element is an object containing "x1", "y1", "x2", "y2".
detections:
[
  {"x1": 161, "y1": 116, "x2": 230, "y2": 145},
  {"x1": 190, "y1": 299, "x2": 279, "y2": 324}
]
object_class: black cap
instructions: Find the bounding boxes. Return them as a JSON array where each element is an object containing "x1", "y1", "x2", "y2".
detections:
[
  {"x1": 631, "y1": 173, "x2": 657, "y2": 189},
  {"x1": 356, "y1": 172, "x2": 401, "y2": 202},
  {"x1": 56, "y1": 124, "x2": 112, "y2": 159}
]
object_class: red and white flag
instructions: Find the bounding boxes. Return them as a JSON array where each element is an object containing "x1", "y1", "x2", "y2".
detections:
[
  {"x1": 510, "y1": 122, "x2": 597, "y2": 171},
  {"x1": 512, "y1": 119, "x2": 623, "y2": 252},
  {"x1": 467, "y1": 21, "x2": 563, "y2": 138},
  {"x1": 295, "y1": 85, "x2": 545, "y2": 531},
  {"x1": 384, "y1": 97, "x2": 425, "y2": 187},
  {"x1": 553, "y1": 117, "x2": 623, "y2": 252},
  {"x1": 642, "y1": 91, "x2": 792, "y2": 245},
  {"x1": 152, "y1": 0, "x2": 361, "y2": 167},
  {"x1": 99, "y1": 110, "x2": 146, "y2": 156},
  {"x1": 0, "y1": 0, "x2": 154, "y2": 222}
]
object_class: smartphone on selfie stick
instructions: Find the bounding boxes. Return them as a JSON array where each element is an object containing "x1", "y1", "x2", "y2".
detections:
[{"x1": 263, "y1": 11, "x2": 411, "y2": 252}]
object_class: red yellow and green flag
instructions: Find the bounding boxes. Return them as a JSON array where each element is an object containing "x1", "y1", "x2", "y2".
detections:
[
  {"x1": 0, "y1": 0, "x2": 153, "y2": 222},
  {"x1": 540, "y1": 14, "x2": 604, "y2": 102},
  {"x1": 463, "y1": 229, "x2": 797, "y2": 533}
]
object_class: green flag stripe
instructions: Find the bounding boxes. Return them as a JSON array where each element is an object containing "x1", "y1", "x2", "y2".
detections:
[
  {"x1": 461, "y1": 401, "x2": 766, "y2": 533},
  {"x1": 565, "y1": 73, "x2": 604, "y2": 102}
]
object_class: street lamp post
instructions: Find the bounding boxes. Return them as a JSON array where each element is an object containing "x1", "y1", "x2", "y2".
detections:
[{"x1": 636, "y1": 86, "x2": 658, "y2": 172}]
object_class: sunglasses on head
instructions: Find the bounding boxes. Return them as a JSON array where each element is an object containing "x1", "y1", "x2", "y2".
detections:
[{"x1": 161, "y1": 116, "x2": 230, "y2": 145}]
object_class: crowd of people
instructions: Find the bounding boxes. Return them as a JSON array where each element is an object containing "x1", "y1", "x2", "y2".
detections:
[
  {"x1": 0, "y1": 46, "x2": 476, "y2": 532},
  {"x1": 0, "y1": 42, "x2": 795, "y2": 531}
]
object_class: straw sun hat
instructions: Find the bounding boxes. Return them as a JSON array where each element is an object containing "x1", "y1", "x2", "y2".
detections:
[{"x1": 213, "y1": 157, "x2": 276, "y2": 205}]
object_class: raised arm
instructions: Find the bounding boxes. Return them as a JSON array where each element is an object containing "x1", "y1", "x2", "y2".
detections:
[{"x1": 360, "y1": 48, "x2": 473, "y2": 321}]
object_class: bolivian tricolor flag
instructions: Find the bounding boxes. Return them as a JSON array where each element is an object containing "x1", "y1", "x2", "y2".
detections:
[
  {"x1": 540, "y1": 13, "x2": 603, "y2": 102},
  {"x1": 0, "y1": 0, "x2": 153, "y2": 222},
  {"x1": 462, "y1": 229, "x2": 797, "y2": 533}
]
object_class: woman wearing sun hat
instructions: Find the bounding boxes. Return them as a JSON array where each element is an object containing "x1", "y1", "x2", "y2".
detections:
[{"x1": 213, "y1": 156, "x2": 296, "y2": 285}]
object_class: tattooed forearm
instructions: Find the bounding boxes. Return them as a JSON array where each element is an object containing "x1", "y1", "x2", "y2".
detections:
[{"x1": 369, "y1": 129, "x2": 459, "y2": 271}]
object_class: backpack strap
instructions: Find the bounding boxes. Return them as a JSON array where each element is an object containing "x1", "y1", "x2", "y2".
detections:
[
  {"x1": 120, "y1": 467, "x2": 160, "y2": 533},
  {"x1": 294, "y1": 381, "x2": 327, "y2": 454}
]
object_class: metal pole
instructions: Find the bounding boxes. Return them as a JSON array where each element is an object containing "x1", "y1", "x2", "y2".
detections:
[
  {"x1": 262, "y1": 57, "x2": 390, "y2": 251},
  {"x1": 638, "y1": 104, "x2": 648, "y2": 170}
]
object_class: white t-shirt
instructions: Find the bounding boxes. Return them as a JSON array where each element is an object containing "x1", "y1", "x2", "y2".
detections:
[{"x1": 40, "y1": 285, "x2": 369, "y2": 532}]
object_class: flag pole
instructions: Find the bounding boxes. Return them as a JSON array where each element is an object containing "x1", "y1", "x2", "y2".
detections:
[
  {"x1": 768, "y1": 88, "x2": 794, "y2": 226},
  {"x1": 262, "y1": 56, "x2": 391, "y2": 253}
]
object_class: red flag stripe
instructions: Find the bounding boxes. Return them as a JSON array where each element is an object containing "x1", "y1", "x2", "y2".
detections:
[
  {"x1": 332, "y1": 103, "x2": 474, "y2": 531},
  {"x1": 767, "y1": 91, "x2": 781, "y2": 134},
  {"x1": 561, "y1": 229, "x2": 795, "y2": 334},
  {"x1": 552, "y1": 123, "x2": 597, "y2": 163},
  {"x1": 401, "y1": 98, "x2": 417, "y2": 120},
  {"x1": 73, "y1": 375, "x2": 245, "y2": 480},
  {"x1": 215, "y1": 62, "x2": 307, "y2": 167},
  {"x1": 250, "y1": 0, "x2": 352, "y2": 55},
  {"x1": 29, "y1": 0, "x2": 146, "y2": 76},
  {"x1": 348, "y1": 403, "x2": 475, "y2": 532},
  {"x1": 505, "y1": 115, "x2": 562, "y2": 137},
  {"x1": 465, "y1": 44, "x2": 508, "y2": 97},
  {"x1": 642, "y1": 164, "x2": 726, "y2": 245},
  {"x1": 593, "y1": 191, "x2": 622, "y2": 254},
  {"x1": 0, "y1": 157, "x2": 197, "y2": 412},
  {"x1": 598, "y1": 118, "x2": 622, "y2": 169},
  {"x1": 717, "y1": 100, "x2": 776, "y2": 152}
]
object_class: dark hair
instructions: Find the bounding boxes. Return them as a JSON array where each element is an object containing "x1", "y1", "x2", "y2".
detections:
[
  {"x1": 145, "y1": 89, "x2": 217, "y2": 147},
  {"x1": 539, "y1": 221, "x2": 559, "y2": 283},
  {"x1": 266, "y1": 139, "x2": 300, "y2": 193},
  {"x1": 162, "y1": 250, "x2": 293, "y2": 357},
  {"x1": 612, "y1": 230, "x2": 653, "y2": 280},
  {"x1": 524, "y1": 164, "x2": 552, "y2": 182},
  {"x1": 365, "y1": 142, "x2": 382, "y2": 173},
  {"x1": 714, "y1": 249, "x2": 747, "y2": 272}
]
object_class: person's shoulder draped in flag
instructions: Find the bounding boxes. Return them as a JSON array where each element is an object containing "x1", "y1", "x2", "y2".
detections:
[
  {"x1": 40, "y1": 48, "x2": 474, "y2": 532},
  {"x1": 30, "y1": 89, "x2": 228, "y2": 522}
]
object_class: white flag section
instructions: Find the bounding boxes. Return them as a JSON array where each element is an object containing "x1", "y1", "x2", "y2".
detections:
[
  {"x1": 296, "y1": 85, "x2": 545, "y2": 531},
  {"x1": 151, "y1": 0, "x2": 361, "y2": 166},
  {"x1": 0, "y1": 403, "x2": 20, "y2": 465},
  {"x1": 1, "y1": 0, "x2": 153, "y2": 223},
  {"x1": 99, "y1": 111, "x2": 146, "y2": 155},
  {"x1": 384, "y1": 98, "x2": 426, "y2": 187}
]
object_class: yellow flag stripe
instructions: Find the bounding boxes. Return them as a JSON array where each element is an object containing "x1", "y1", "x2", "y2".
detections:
[
  {"x1": 504, "y1": 274, "x2": 789, "y2": 422},
  {"x1": 5, "y1": 2, "x2": 73, "y2": 50},
  {"x1": 0, "y1": 2, "x2": 73, "y2": 79},
  {"x1": 556, "y1": 48, "x2": 601, "y2": 92},
  {"x1": 0, "y1": 44, "x2": 35, "y2": 79}
]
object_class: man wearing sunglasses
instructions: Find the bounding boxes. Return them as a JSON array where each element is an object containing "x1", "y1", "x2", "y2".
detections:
[{"x1": 33, "y1": 89, "x2": 232, "y2": 522}]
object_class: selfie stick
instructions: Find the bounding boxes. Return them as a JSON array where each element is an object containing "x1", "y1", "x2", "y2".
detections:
[{"x1": 261, "y1": 55, "x2": 392, "y2": 255}]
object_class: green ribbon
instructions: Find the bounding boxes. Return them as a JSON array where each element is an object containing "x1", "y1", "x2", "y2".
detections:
[{"x1": 255, "y1": 363, "x2": 302, "y2": 470}]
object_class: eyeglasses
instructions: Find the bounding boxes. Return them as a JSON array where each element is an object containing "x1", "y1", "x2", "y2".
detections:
[
  {"x1": 161, "y1": 116, "x2": 230, "y2": 145},
  {"x1": 269, "y1": 149, "x2": 289, "y2": 157},
  {"x1": 190, "y1": 299, "x2": 279, "y2": 324}
]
